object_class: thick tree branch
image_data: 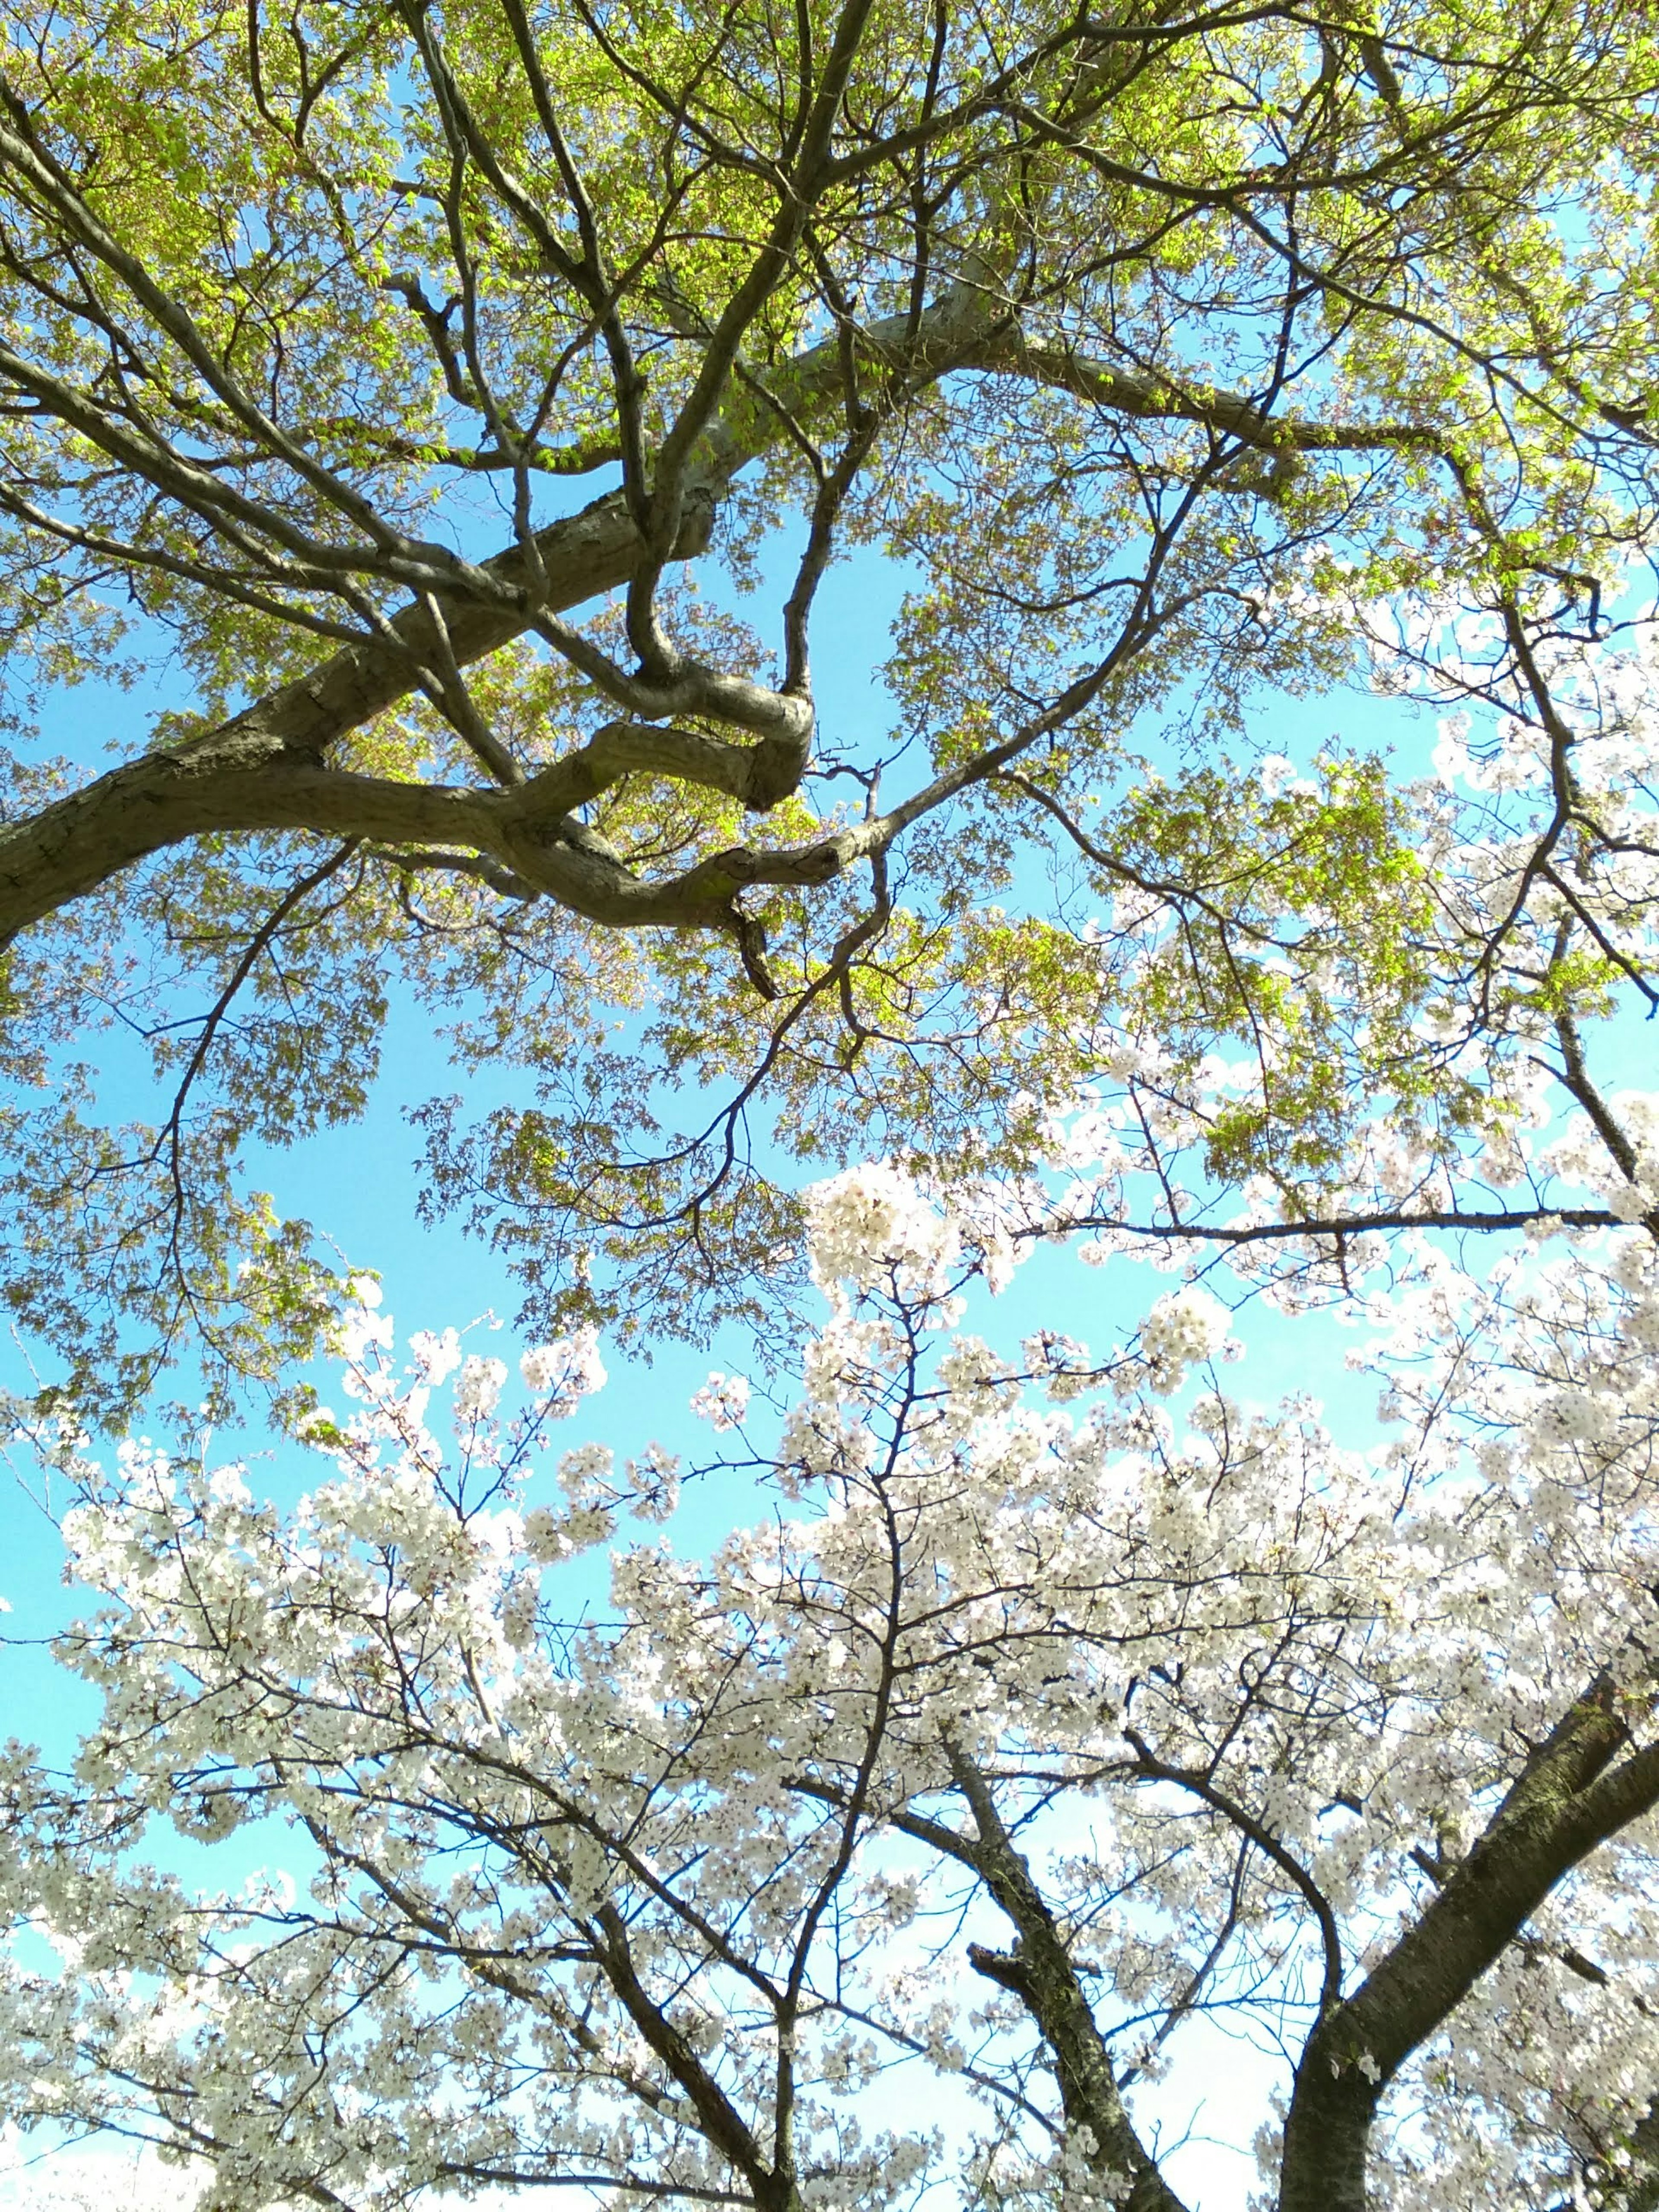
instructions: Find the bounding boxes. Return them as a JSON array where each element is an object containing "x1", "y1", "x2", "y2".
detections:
[
  {"x1": 941, "y1": 1743, "x2": 1192, "y2": 2212},
  {"x1": 0, "y1": 283, "x2": 1422, "y2": 955},
  {"x1": 782, "y1": 1760, "x2": 1187, "y2": 2212},
  {"x1": 1279, "y1": 1667, "x2": 1659, "y2": 2212}
]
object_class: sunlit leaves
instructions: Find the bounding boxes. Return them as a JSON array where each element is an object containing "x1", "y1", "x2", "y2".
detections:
[{"x1": 0, "y1": 0, "x2": 1658, "y2": 1396}]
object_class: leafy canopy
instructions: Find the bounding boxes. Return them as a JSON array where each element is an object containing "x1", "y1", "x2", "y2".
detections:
[{"x1": 0, "y1": 0, "x2": 1655, "y2": 1403}]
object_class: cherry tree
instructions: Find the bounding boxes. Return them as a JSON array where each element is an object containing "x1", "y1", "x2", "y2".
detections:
[{"x1": 3, "y1": 1158, "x2": 1659, "y2": 2212}]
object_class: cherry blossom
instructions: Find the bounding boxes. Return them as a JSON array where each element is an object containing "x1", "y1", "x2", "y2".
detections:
[{"x1": 3, "y1": 1176, "x2": 1659, "y2": 2212}]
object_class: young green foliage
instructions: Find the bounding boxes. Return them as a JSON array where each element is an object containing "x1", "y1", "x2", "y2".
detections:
[{"x1": 0, "y1": 0, "x2": 1654, "y2": 1399}]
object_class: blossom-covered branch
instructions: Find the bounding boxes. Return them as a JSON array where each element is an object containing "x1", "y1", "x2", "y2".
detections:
[{"x1": 6, "y1": 1169, "x2": 1659, "y2": 2209}]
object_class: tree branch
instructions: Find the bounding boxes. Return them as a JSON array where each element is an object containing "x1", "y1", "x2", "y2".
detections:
[{"x1": 1279, "y1": 1666, "x2": 1659, "y2": 2212}]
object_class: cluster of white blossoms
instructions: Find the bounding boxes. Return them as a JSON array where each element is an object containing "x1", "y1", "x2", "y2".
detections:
[
  {"x1": 1130, "y1": 1285, "x2": 1236, "y2": 1392},
  {"x1": 3, "y1": 1169, "x2": 1659, "y2": 2212},
  {"x1": 805, "y1": 1161, "x2": 964, "y2": 1301},
  {"x1": 1542, "y1": 1091, "x2": 1659, "y2": 1222},
  {"x1": 690, "y1": 1370, "x2": 751, "y2": 1431}
]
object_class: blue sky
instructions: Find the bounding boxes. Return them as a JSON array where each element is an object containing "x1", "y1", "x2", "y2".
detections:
[{"x1": 0, "y1": 502, "x2": 1634, "y2": 2211}]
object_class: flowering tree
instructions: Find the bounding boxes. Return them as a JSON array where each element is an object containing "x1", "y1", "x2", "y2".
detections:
[{"x1": 6, "y1": 1169, "x2": 1659, "y2": 2212}]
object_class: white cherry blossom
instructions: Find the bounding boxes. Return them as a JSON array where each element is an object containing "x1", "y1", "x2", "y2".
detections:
[{"x1": 4, "y1": 1182, "x2": 1659, "y2": 2212}]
